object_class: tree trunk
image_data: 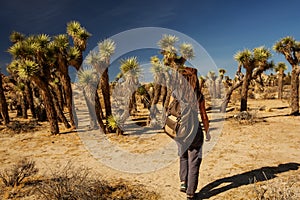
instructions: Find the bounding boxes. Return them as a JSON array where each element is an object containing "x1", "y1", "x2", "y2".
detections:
[
  {"x1": 60, "y1": 73, "x2": 77, "y2": 128},
  {"x1": 33, "y1": 78, "x2": 59, "y2": 134},
  {"x1": 277, "y1": 73, "x2": 283, "y2": 100},
  {"x1": 20, "y1": 92, "x2": 28, "y2": 119},
  {"x1": 83, "y1": 89, "x2": 98, "y2": 130},
  {"x1": 290, "y1": 67, "x2": 299, "y2": 115},
  {"x1": 216, "y1": 77, "x2": 222, "y2": 98},
  {"x1": 220, "y1": 80, "x2": 243, "y2": 112},
  {"x1": 0, "y1": 74, "x2": 9, "y2": 124},
  {"x1": 95, "y1": 90, "x2": 106, "y2": 134},
  {"x1": 129, "y1": 92, "x2": 137, "y2": 115},
  {"x1": 100, "y1": 68, "x2": 112, "y2": 119},
  {"x1": 50, "y1": 87, "x2": 71, "y2": 129},
  {"x1": 25, "y1": 81, "x2": 36, "y2": 119},
  {"x1": 240, "y1": 69, "x2": 252, "y2": 112}
]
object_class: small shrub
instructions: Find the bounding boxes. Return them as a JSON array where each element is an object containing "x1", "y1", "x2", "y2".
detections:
[
  {"x1": 234, "y1": 111, "x2": 257, "y2": 124},
  {"x1": 0, "y1": 158, "x2": 38, "y2": 187},
  {"x1": 36, "y1": 162, "x2": 160, "y2": 200},
  {"x1": 253, "y1": 176, "x2": 299, "y2": 200}
]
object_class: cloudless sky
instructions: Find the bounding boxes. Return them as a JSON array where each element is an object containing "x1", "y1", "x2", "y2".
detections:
[{"x1": 1, "y1": 0, "x2": 300, "y2": 78}]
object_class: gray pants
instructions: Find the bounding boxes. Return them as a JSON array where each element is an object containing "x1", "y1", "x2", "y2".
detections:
[{"x1": 179, "y1": 127, "x2": 203, "y2": 196}]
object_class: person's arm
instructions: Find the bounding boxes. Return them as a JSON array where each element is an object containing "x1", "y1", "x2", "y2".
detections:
[{"x1": 199, "y1": 97, "x2": 211, "y2": 141}]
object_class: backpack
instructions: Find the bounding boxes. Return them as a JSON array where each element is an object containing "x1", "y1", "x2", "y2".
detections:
[{"x1": 163, "y1": 67, "x2": 207, "y2": 143}]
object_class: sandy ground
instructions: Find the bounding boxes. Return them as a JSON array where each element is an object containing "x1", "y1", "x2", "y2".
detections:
[{"x1": 0, "y1": 98, "x2": 300, "y2": 199}]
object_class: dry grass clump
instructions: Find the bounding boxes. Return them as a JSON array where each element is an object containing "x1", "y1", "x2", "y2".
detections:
[
  {"x1": 2, "y1": 120, "x2": 41, "y2": 135},
  {"x1": 0, "y1": 158, "x2": 38, "y2": 187},
  {"x1": 253, "y1": 177, "x2": 299, "y2": 200},
  {"x1": 233, "y1": 111, "x2": 258, "y2": 124},
  {"x1": 0, "y1": 160, "x2": 160, "y2": 200},
  {"x1": 37, "y1": 163, "x2": 159, "y2": 200}
]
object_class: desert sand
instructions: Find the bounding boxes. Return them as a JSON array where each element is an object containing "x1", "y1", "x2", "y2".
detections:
[{"x1": 0, "y1": 97, "x2": 300, "y2": 199}]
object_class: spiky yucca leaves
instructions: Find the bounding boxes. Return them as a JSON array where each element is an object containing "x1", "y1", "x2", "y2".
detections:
[
  {"x1": 234, "y1": 49, "x2": 252, "y2": 66},
  {"x1": 274, "y1": 36, "x2": 300, "y2": 115},
  {"x1": 98, "y1": 39, "x2": 116, "y2": 61},
  {"x1": 274, "y1": 62, "x2": 288, "y2": 73},
  {"x1": 85, "y1": 51, "x2": 101, "y2": 67},
  {"x1": 218, "y1": 68, "x2": 226, "y2": 75},
  {"x1": 78, "y1": 69, "x2": 99, "y2": 90},
  {"x1": 179, "y1": 43, "x2": 195, "y2": 60},
  {"x1": 107, "y1": 115, "x2": 119, "y2": 130},
  {"x1": 273, "y1": 36, "x2": 296, "y2": 53},
  {"x1": 8, "y1": 42, "x2": 25, "y2": 59},
  {"x1": 18, "y1": 60, "x2": 40, "y2": 79},
  {"x1": 157, "y1": 34, "x2": 178, "y2": 53},
  {"x1": 66, "y1": 21, "x2": 91, "y2": 51},
  {"x1": 150, "y1": 56, "x2": 163, "y2": 74},
  {"x1": 9, "y1": 31, "x2": 25, "y2": 43},
  {"x1": 53, "y1": 34, "x2": 69, "y2": 50},
  {"x1": 253, "y1": 46, "x2": 272, "y2": 64},
  {"x1": 68, "y1": 47, "x2": 81, "y2": 61},
  {"x1": 120, "y1": 57, "x2": 141, "y2": 78}
]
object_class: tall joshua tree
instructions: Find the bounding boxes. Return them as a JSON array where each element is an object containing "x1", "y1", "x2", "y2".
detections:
[
  {"x1": 274, "y1": 62, "x2": 287, "y2": 99},
  {"x1": 98, "y1": 39, "x2": 116, "y2": 119},
  {"x1": 220, "y1": 47, "x2": 273, "y2": 112},
  {"x1": 274, "y1": 37, "x2": 300, "y2": 115},
  {"x1": 111, "y1": 57, "x2": 141, "y2": 133},
  {"x1": 207, "y1": 71, "x2": 217, "y2": 99},
  {"x1": 8, "y1": 60, "x2": 59, "y2": 134},
  {"x1": 53, "y1": 21, "x2": 91, "y2": 128},
  {"x1": 0, "y1": 72, "x2": 10, "y2": 124},
  {"x1": 216, "y1": 68, "x2": 226, "y2": 98},
  {"x1": 78, "y1": 69, "x2": 103, "y2": 130}
]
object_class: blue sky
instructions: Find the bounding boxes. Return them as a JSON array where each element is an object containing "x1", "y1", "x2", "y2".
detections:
[{"x1": 1, "y1": 0, "x2": 300, "y2": 78}]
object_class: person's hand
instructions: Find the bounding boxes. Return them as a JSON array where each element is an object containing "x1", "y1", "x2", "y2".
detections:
[{"x1": 205, "y1": 130, "x2": 211, "y2": 142}]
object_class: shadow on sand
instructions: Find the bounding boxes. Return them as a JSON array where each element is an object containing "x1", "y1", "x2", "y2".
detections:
[{"x1": 196, "y1": 162, "x2": 300, "y2": 199}]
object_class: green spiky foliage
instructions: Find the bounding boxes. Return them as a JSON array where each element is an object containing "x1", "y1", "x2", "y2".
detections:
[
  {"x1": 107, "y1": 115, "x2": 119, "y2": 130},
  {"x1": 66, "y1": 21, "x2": 91, "y2": 51},
  {"x1": 85, "y1": 51, "x2": 102, "y2": 68},
  {"x1": 207, "y1": 71, "x2": 217, "y2": 80},
  {"x1": 98, "y1": 39, "x2": 116, "y2": 61},
  {"x1": 150, "y1": 56, "x2": 163, "y2": 74},
  {"x1": 157, "y1": 34, "x2": 178, "y2": 53},
  {"x1": 78, "y1": 69, "x2": 98, "y2": 89},
  {"x1": 179, "y1": 43, "x2": 195, "y2": 60},
  {"x1": 218, "y1": 68, "x2": 226, "y2": 75},
  {"x1": 157, "y1": 34, "x2": 194, "y2": 68},
  {"x1": 233, "y1": 47, "x2": 273, "y2": 112},
  {"x1": 120, "y1": 57, "x2": 141, "y2": 78},
  {"x1": 9, "y1": 31, "x2": 25, "y2": 43},
  {"x1": 274, "y1": 62, "x2": 288, "y2": 73}
]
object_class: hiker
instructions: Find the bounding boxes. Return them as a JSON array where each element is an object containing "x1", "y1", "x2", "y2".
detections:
[{"x1": 164, "y1": 66, "x2": 210, "y2": 200}]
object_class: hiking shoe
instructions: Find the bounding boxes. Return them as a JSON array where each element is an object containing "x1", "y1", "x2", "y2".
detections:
[
  {"x1": 180, "y1": 182, "x2": 187, "y2": 192},
  {"x1": 187, "y1": 196, "x2": 195, "y2": 200}
]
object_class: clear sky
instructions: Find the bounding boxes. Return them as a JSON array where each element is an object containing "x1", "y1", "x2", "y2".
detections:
[{"x1": 1, "y1": 0, "x2": 300, "y2": 78}]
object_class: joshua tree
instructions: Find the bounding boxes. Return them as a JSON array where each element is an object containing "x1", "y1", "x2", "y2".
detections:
[
  {"x1": 220, "y1": 47, "x2": 273, "y2": 112},
  {"x1": 274, "y1": 37, "x2": 300, "y2": 115},
  {"x1": 149, "y1": 56, "x2": 164, "y2": 107},
  {"x1": 52, "y1": 21, "x2": 91, "y2": 128},
  {"x1": 207, "y1": 71, "x2": 217, "y2": 98},
  {"x1": 98, "y1": 39, "x2": 115, "y2": 119},
  {"x1": 216, "y1": 68, "x2": 226, "y2": 98},
  {"x1": 120, "y1": 57, "x2": 141, "y2": 115},
  {"x1": 78, "y1": 69, "x2": 104, "y2": 130},
  {"x1": 274, "y1": 62, "x2": 288, "y2": 99},
  {"x1": 8, "y1": 59, "x2": 59, "y2": 134},
  {"x1": 111, "y1": 57, "x2": 141, "y2": 133},
  {"x1": 199, "y1": 76, "x2": 206, "y2": 93},
  {"x1": 0, "y1": 72, "x2": 10, "y2": 125}
]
